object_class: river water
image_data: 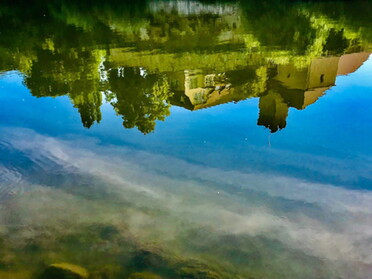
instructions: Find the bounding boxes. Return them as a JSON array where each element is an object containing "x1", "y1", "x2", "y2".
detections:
[{"x1": 0, "y1": 1, "x2": 371, "y2": 278}]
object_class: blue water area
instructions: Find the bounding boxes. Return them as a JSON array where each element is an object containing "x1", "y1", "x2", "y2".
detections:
[
  {"x1": 0, "y1": 1, "x2": 372, "y2": 278},
  {"x1": 1, "y1": 57, "x2": 371, "y2": 190}
]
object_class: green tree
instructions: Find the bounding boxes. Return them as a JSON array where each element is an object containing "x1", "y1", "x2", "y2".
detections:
[{"x1": 105, "y1": 67, "x2": 173, "y2": 134}]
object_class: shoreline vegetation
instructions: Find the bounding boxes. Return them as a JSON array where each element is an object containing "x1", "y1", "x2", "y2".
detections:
[{"x1": 0, "y1": 0, "x2": 371, "y2": 134}]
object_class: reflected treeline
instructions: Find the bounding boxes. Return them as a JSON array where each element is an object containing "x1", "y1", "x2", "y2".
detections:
[
  {"x1": 104, "y1": 67, "x2": 173, "y2": 134},
  {"x1": 0, "y1": 0, "x2": 371, "y2": 133}
]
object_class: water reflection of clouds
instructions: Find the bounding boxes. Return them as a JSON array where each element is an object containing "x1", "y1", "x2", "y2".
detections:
[{"x1": 1, "y1": 127, "x2": 372, "y2": 276}]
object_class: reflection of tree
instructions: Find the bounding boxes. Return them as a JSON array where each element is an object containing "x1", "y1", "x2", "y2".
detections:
[
  {"x1": 105, "y1": 67, "x2": 173, "y2": 134},
  {"x1": 70, "y1": 91, "x2": 102, "y2": 129},
  {"x1": 240, "y1": 1, "x2": 317, "y2": 55},
  {"x1": 145, "y1": 11, "x2": 236, "y2": 52},
  {"x1": 25, "y1": 48, "x2": 103, "y2": 128},
  {"x1": 0, "y1": 0, "x2": 372, "y2": 134},
  {"x1": 323, "y1": 28, "x2": 349, "y2": 54},
  {"x1": 257, "y1": 91, "x2": 289, "y2": 133},
  {"x1": 239, "y1": 0, "x2": 368, "y2": 65}
]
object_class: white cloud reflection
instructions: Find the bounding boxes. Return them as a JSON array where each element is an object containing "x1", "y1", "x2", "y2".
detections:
[{"x1": 1, "y1": 127, "x2": 372, "y2": 278}]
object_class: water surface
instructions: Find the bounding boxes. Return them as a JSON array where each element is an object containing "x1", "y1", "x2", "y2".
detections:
[{"x1": 0, "y1": 1, "x2": 372, "y2": 278}]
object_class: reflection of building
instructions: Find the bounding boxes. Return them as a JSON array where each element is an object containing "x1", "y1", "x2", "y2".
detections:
[
  {"x1": 168, "y1": 67, "x2": 264, "y2": 110},
  {"x1": 148, "y1": 0, "x2": 239, "y2": 16},
  {"x1": 183, "y1": 70, "x2": 238, "y2": 109},
  {"x1": 274, "y1": 52, "x2": 370, "y2": 110},
  {"x1": 261, "y1": 52, "x2": 370, "y2": 132},
  {"x1": 337, "y1": 52, "x2": 371, "y2": 75},
  {"x1": 274, "y1": 58, "x2": 338, "y2": 110},
  {"x1": 169, "y1": 52, "x2": 370, "y2": 132},
  {"x1": 108, "y1": 48, "x2": 369, "y2": 133}
]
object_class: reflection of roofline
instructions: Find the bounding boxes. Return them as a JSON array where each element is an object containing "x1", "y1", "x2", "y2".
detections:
[
  {"x1": 337, "y1": 52, "x2": 371, "y2": 76},
  {"x1": 172, "y1": 87, "x2": 250, "y2": 111},
  {"x1": 172, "y1": 52, "x2": 371, "y2": 112},
  {"x1": 169, "y1": 90, "x2": 194, "y2": 110}
]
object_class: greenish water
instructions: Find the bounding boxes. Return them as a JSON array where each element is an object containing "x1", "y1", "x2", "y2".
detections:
[{"x1": 0, "y1": 0, "x2": 372, "y2": 278}]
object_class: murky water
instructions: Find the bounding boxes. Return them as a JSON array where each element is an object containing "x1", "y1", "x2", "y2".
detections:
[{"x1": 0, "y1": 0, "x2": 372, "y2": 278}]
